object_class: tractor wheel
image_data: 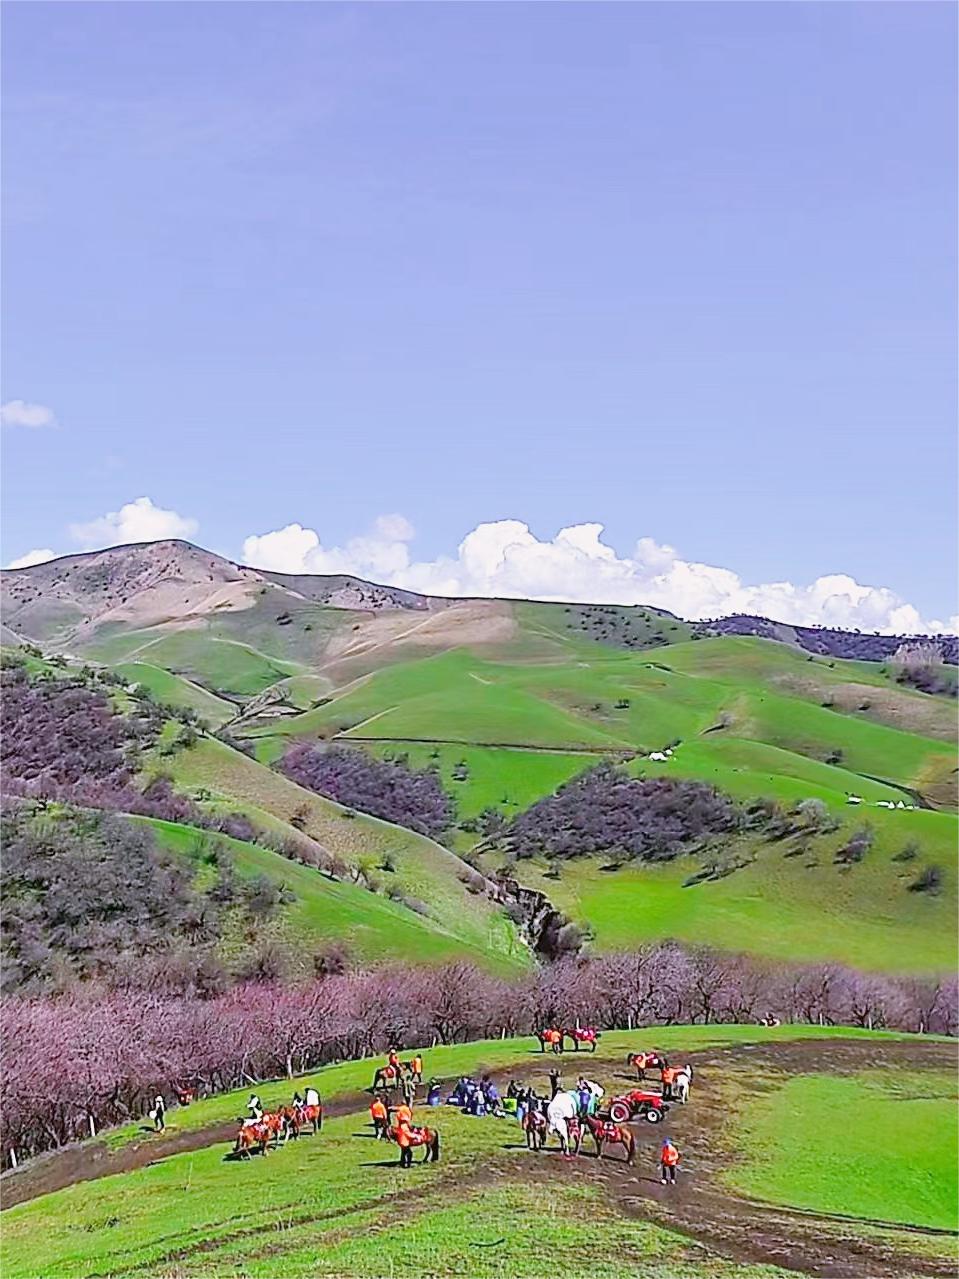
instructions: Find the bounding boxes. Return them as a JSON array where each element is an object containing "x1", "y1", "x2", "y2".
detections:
[
  {"x1": 645, "y1": 1108, "x2": 663, "y2": 1124},
  {"x1": 609, "y1": 1101, "x2": 630, "y2": 1124}
]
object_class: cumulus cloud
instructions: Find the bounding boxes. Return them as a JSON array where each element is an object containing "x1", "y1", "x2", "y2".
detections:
[
  {"x1": 69, "y1": 496, "x2": 198, "y2": 550},
  {"x1": 242, "y1": 514, "x2": 415, "y2": 582},
  {"x1": 1, "y1": 400, "x2": 56, "y2": 429},
  {"x1": 241, "y1": 515, "x2": 957, "y2": 634},
  {"x1": 5, "y1": 548, "x2": 57, "y2": 569}
]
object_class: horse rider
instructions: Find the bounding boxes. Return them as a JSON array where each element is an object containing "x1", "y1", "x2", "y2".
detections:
[
  {"x1": 246, "y1": 1093, "x2": 263, "y2": 1122},
  {"x1": 577, "y1": 1076, "x2": 604, "y2": 1115},
  {"x1": 303, "y1": 1084, "x2": 321, "y2": 1110}
]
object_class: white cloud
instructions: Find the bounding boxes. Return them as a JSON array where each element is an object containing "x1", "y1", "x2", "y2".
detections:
[
  {"x1": 5, "y1": 548, "x2": 57, "y2": 569},
  {"x1": 1, "y1": 400, "x2": 55, "y2": 429},
  {"x1": 69, "y1": 496, "x2": 198, "y2": 550},
  {"x1": 241, "y1": 514, "x2": 957, "y2": 634},
  {"x1": 243, "y1": 516, "x2": 415, "y2": 582}
]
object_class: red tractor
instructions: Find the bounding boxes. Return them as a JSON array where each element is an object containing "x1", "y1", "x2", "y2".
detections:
[{"x1": 607, "y1": 1089, "x2": 669, "y2": 1125}]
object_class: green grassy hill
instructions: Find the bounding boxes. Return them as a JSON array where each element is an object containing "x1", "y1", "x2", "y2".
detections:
[
  {"x1": 6, "y1": 566, "x2": 956, "y2": 976},
  {"x1": 3, "y1": 1028, "x2": 953, "y2": 1279},
  {"x1": 138, "y1": 817, "x2": 522, "y2": 972}
]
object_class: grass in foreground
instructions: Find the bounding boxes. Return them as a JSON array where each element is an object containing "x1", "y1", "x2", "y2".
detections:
[{"x1": 724, "y1": 1069, "x2": 959, "y2": 1232}]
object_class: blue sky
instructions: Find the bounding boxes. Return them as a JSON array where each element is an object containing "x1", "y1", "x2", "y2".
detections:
[{"x1": 2, "y1": 3, "x2": 956, "y2": 629}]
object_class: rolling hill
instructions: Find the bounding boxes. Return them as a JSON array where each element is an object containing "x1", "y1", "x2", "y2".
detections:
[{"x1": 2, "y1": 540, "x2": 956, "y2": 976}]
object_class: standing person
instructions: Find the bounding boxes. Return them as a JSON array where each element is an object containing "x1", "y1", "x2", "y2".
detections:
[
  {"x1": 393, "y1": 1100, "x2": 413, "y2": 1130},
  {"x1": 410, "y1": 1054, "x2": 423, "y2": 1085},
  {"x1": 151, "y1": 1094, "x2": 166, "y2": 1132},
  {"x1": 661, "y1": 1065, "x2": 676, "y2": 1101},
  {"x1": 548, "y1": 1068, "x2": 561, "y2": 1099},
  {"x1": 401, "y1": 1074, "x2": 416, "y2": 1107},
  {"x1": 370, "y1": 1096, "x2": 388, "y2": 1139},
  {"x1": 660, "y1": 1139, "x2": 680, "y2": 1185}
]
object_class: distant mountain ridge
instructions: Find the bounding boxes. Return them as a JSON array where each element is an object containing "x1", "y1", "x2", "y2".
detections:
[{"x1": 1, "y1": 538, "x2": 955, "y2": 664}]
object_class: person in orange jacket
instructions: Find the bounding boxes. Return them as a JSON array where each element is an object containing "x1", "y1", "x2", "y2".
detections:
[
  {"x1": 370, "y1": 1096, "x2": 388, "y2": 1140},
  {"x1": 660, "y1": 1138, "x2": 680, "y2": 1185},
  {"x1": 393, "y1": 1101, "x2": 413, "y2": 1130},
  {"x1": 661, "y1": 1065, "x2": 676, "y2": 1101},
  {"x1": 410, "y1": 1054, "x2": 423, "y2": 1084},
  {"x1": 387, "y1": 1047, "x2": 400, "y2": 1073}
]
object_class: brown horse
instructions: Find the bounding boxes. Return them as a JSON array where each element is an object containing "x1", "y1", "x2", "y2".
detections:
[
  {"x1": 297, "y1": 1102, "x2": 323, "y2": 1134},
  {"x1": 372, "y1": 1064, "x2": 402, "y2": 1090},
  {"x1": 584, "y1": 1115, "x2": 635, "y2": 1164},
  {"x1": 625, "y1": 1051, "x2": 668, "y2": 1081},
  {"x1": 391, "y1": 1124, "x2": 441, "y2": 1167},
  {"x1": 234, "y1": 1117, "x2": 274, "y2": 1158},
  {"x1": 537, "y1": 1028, "x2": 564, "y2": 1054},
  {"x1": 563, "y1": 1027, "x2": 599, "y2": 1052}
]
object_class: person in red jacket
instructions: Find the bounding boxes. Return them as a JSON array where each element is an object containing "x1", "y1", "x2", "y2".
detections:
[{"x1": 660, "y1": 1138, "x2": 680, "y2": 1185}]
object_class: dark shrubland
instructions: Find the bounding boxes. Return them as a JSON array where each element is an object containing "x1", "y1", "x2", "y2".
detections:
[
  {"x1": 0, "y1": 805, "x2": 293, "y2": 995},
  {"x1": 499, "y1": 762, "x2": 737, "y2": 864},
  {"x1": 281, "y1": 743, "x2": 455, "y2": 838}
]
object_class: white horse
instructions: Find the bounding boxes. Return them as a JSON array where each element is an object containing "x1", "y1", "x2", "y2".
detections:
[
  {"x1": 672, "y1": 1065, "x2": 692, "y2": 1104},
  {"x1": 546, "y1": 1091, "x2": 578, "y2": 1153}
]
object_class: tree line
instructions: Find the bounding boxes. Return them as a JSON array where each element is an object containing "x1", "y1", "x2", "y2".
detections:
[{"x1": 3, "y1": 945, "x2": 954, "y2": 1166}]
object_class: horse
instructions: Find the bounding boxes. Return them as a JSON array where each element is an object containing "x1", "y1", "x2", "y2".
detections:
[
  {"x1": 583, "y1": 1115, "x2": 635, "y2": 1164},
  {"x1": 672, "y1": 1067, "x2": 692, "y2": 1105},
  {"x1": 391, "y1": 1124, "x2": 441, "y2": 1168},
  {"x1": 563, "y1": 1027, "x2": 599, "y2": 1053},
  {"x1": 234, "y1": 1117, "x2": 275, "y2": 1158},
  {"x1": 372, "y1": 1063, "x2": 401, "y2": 1090},
  {"x1": 523, "y1": 1106, "x2": 548, "y2": 1151},
  {"x1": 625, "y1": 1051, "x2": 668, "y2": 1081},
  {"x1": 283, "y1": 1101, "x2": 322, "y2": 1139},
  {"x1": 537, "y1": 1028, "x2": 564, "y2": 1054}
]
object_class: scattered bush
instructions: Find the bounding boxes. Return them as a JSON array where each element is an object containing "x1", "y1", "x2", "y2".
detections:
[{"x1": 908, "y1": 865, "x2": 943, "y2": 895}]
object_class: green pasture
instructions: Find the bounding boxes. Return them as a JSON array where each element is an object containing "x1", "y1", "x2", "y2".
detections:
[
  {"x1": 141, "y1": 736, "x2": 528, "y2": 972},
  {"x1": 140, "y1": 817, "x2": 515, "y2": 971},
  {"x1": 87, "y1": 627, "x2": 305, "y2": 699},
  {"x1": 0, "y1": 1113, "x2": 778, "y2": 1279},
  {"x1": 725, "y1": 1070, "x2": 959, "y2": 1231},
  {"x1": 98, "y1": 1025, "x2": 945, "y2": 1151},
  {"x1": 497, "y1": 809, "x2": 957, "y2": 974},
  {"x1": 3, "y1": 1028, "x2": 950, "y2": 1279},
  {"x1": 114, "y1": 661, "x2": 236, "y2": 726}
]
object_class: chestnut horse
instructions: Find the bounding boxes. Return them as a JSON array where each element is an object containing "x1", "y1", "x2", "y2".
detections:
[
  {"x1": 523, "y1": 1107, "x2": 548, "y2": 1151},
  {"x1": 234, "y1": 1114, "x2": 280, "y2": 1158},
  {"x1": 625, "y1": 1051, "x2": 668, "y2": 1081},
  {"x1": 563, "y1": 1027, "x2": 599, "y2": 1052},
  {"x1": 392, "y1": 1124, "x2": 441, "y2": 1167},
  {"x1": 583, "y1": 1115, "x2": 635, "y2": 1164}
]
